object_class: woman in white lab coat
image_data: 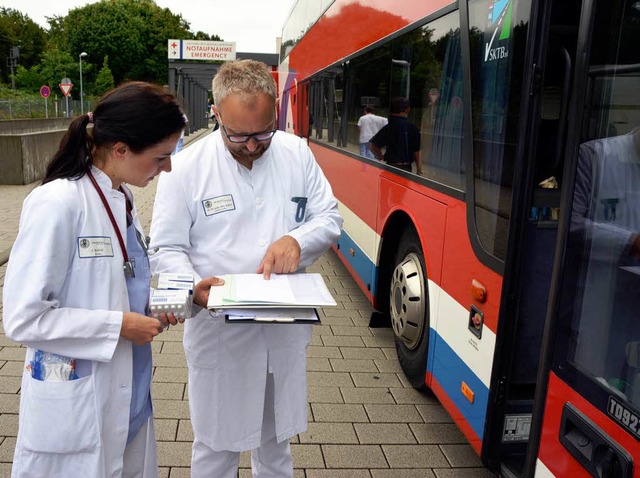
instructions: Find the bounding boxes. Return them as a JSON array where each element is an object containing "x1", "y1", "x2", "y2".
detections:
[{"x1": 2, "y1": 82, "x2": 186, "y2": 478}]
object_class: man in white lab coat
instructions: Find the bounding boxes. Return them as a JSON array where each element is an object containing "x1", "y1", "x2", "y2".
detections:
[{"x1": 149, "y1": 59, "x2": 343, "y2": 477}]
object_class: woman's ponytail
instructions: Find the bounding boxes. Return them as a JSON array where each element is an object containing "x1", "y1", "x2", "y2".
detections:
[{"x1": 43, "y1": 114, "x2": 93, "y2": 184}]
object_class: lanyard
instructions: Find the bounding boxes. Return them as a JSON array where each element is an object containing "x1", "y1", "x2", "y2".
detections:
[{"x1": 87, "y1": 170, "x2": 135, "y2": 278}]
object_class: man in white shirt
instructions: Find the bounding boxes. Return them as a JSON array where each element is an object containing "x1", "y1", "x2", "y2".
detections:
[
  {"x1": 357, "y1": 105, "x2": 387, "y2": 159},
  {"x1": 149, "y1": 59, "x2": 343, "y2": 478}
]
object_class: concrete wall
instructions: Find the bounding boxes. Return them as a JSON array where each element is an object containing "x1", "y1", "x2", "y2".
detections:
[
  {"x1": 0, "y1": 136, "x2": 24, "y2": 184},
  {"x1": 0, "y1": 130, "x2": 67, "y2": 185},
  {"x1": 0, "y1": 118, "x2": 73, "y2": 185},
  {"x1": 0, "y1": 118, "x2": 72, "y2": 134}
]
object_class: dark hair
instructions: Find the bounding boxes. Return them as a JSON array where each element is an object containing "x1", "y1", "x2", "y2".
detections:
[
  {"x1": 390, "y1": 97, "x2": 410, "y2": 114},
  {"x1": 364, "y1": 105, "x2": 375, "y2": 114},
  {"x1": 44, "y1": 81, "x2": 186, "y2": 184}
]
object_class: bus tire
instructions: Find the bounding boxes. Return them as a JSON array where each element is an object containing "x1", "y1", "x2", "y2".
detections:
[{"x1": 391, "y1": 228, "x2": 429, "y2": 390}]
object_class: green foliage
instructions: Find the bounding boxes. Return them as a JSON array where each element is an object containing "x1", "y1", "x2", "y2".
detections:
[
  {"x1": 0, "y1": 83, "x2": 42, "y2": 100},
  {"x1": 0, "y1": 8, "x2": 48, "y2": 83},
  {"x1": 193, "y1": 31, "x2": 223, "y2": 41},
  {"x1": 52, "y1": 0, "x2": 194, "y2": 85},
  {"x1": 13, "y1": 65, "x2": 46, "y2": 92},
  {"x1": 33, "y1": 48, "x2": 80, "y2": 97},
  {"x1": 94, "y1": 55, "x2": 115, "y2": 95},
  {"x1": 1, "y1": 0, "x2": 224, "y2": 98},
  {"x1": 8, "y1": 48, "x2": 78, "y2": 96}
]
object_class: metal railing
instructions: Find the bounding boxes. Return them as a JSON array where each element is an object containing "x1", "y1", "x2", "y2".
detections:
[{"x1": 0, "y1": 98, "x2": 94, "y2": 120}]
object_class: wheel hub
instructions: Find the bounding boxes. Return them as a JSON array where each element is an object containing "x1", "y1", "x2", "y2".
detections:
[{"x1": 390, "y1": 252, "x2": 426, "y2": 350}]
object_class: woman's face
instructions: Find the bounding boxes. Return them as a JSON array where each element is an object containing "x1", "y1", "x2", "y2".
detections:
[{"x1": 120, "y1": 132, "x2": 182, "y2": 188}]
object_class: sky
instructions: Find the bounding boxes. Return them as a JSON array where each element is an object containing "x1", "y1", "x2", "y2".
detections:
[{"x1": 2, "y1": 0, "x2": 297, "y2": 54}]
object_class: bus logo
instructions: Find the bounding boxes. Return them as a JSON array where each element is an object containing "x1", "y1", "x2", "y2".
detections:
[{"x1": 484, "y1": 0, "x2": 512, "y2": 62}]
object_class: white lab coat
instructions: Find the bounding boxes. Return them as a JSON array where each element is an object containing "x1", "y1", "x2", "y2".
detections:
[
  {"x1": 3, "y1": 167, "x2": 157, "y2": 478},
  {"x1": 149, "y1": 130, "x2": 342, "y2": 451}
]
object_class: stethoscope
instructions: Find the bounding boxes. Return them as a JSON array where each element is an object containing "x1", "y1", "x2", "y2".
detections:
[{"x1": 87, "y1": 170, "x2": 156, "y2": 278}]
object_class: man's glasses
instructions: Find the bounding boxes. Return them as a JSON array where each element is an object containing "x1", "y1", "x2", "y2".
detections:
[{"x1": 218, "y1": 114, "x2": 277, "y2": 143}]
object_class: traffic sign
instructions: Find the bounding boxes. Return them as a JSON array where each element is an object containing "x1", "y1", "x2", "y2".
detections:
[
  {"x1": 40, "y1": 85, "x2": 51, "y2": 98},
  {"x1": 59, "y1": 78, "x2": 73, "y2": 97},
  {"x1": 428, "y1": 88, "x2": 439, "y2": 104}
]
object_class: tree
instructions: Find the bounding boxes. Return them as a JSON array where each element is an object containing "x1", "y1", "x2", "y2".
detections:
[
  {"x1": 94, "y1": 55, "x2": 115, "y2": 95},
  {"x1": 50, "y1": 0, "x2": 201, "y2": 85},
  {"x1": 193, "y1": 31, "x2": 222, "y2": 41},
  {"x1": 13, "y1": 64, "x2": 46, "y2": 92},
  {"x1": 38, "y1": 48, "x2": 77, "y2": 91},
  {"x1": 0, "y1": 8, "x2": 48, "y2": 84}
]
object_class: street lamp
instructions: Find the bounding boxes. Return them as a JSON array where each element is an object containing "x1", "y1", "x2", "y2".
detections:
[{"x1": 79, "y1": 52, "x2": 88, "y2": 114}]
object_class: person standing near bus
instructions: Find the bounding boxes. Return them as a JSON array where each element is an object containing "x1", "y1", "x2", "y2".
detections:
[
  {"x1": 172, "y1": 114, "x2": 189, "y2": 155},
  {"x1": 370, "y1": 96, "x2": 423, "y2": 175},
  {"x1": 3, "y1": 82, "x2": 187, "y2": 478},
  {"x1": 148, "y1": 59, "x2": 342, "y2": 478},
  {"x1": 357, "y1": 105, "x2": 387, "y2": 159}
]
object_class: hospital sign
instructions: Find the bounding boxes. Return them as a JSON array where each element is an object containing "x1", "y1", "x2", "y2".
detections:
[{"x1": 168, "y1": 39, "x2": 236, "y2": 61}]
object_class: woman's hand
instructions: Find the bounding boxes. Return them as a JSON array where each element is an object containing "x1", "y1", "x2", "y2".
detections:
[{"x1": 121, "y1": 312, "x2": 164, "y2": 345}]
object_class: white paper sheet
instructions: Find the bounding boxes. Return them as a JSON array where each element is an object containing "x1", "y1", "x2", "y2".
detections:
[
  {"x1": 208, "y1": 273, "x2": 337, "y2": 309},
  {"x1": 229, "y1": 274, "x2": 296, "y2": 303}
]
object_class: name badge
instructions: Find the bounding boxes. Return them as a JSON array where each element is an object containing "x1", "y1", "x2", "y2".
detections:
[
  {"x1": 77, "y1": 236, "x2": 114, "y2": 258},
  {"x1": 202, "y1": 194, "x2": 235, "y2": 216}
]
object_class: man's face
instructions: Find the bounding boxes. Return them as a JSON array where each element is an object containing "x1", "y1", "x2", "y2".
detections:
[{"x1": 215, "y1": 92, "x2": 276, "y2": 168}]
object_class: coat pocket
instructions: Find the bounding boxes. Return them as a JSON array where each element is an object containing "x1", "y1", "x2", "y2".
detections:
[
  {"x1": 285, "y1": 196, "x2": 308, "y2": 229},
  {"x1": 20, "y1": 373, "x2": 100, "y2": 454}
]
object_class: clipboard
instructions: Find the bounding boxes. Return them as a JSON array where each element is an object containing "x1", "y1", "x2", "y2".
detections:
[{"x1": 224, "y1": 308, "x2": 321, "y2": 324}]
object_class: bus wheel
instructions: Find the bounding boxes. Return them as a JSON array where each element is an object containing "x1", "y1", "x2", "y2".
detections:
[{"x1": 390, "y1": 229, "x2": 429, "y2": 390}]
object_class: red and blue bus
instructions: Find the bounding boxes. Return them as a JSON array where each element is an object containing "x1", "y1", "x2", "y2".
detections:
[{"x1": 278, "y1": 0, "x2": 640, "y2": 476}]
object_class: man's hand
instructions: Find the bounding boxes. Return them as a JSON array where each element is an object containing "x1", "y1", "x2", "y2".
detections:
[
  {"x1": 256, "y1": 235, "x2": 301, "y2": 279},
  {"x1": 193, "y1": 276, "x2": 226, "y2": 308}
]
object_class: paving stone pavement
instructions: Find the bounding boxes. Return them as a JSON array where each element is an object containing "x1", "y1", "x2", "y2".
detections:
[{"x1": 0, "y1": 129, "x2": 495, "y2": 477}]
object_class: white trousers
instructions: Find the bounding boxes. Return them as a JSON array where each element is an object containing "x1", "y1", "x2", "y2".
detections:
[
  {"x1": 191, "y1": 373, "x2": 294, "y2": 478},
  {"x1": 122, "y1": 417, "x2": 157, "y2": 478}
]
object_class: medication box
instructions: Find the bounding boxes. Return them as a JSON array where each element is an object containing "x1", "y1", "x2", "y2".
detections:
[
  {"x1": 149, "y1": 273, "x2": 195, "y2": 319},
  {"x1": 151, "y1": 273, "x2": 195, "y2": 290}
]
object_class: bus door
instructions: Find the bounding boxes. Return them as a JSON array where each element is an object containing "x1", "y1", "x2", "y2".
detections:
[
  {"x1": 530, "y1": 0, "x2": 640, "y2": 475},
  {"x1": 477, "y1": 0, "x2": 581, "y2": 473}
]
